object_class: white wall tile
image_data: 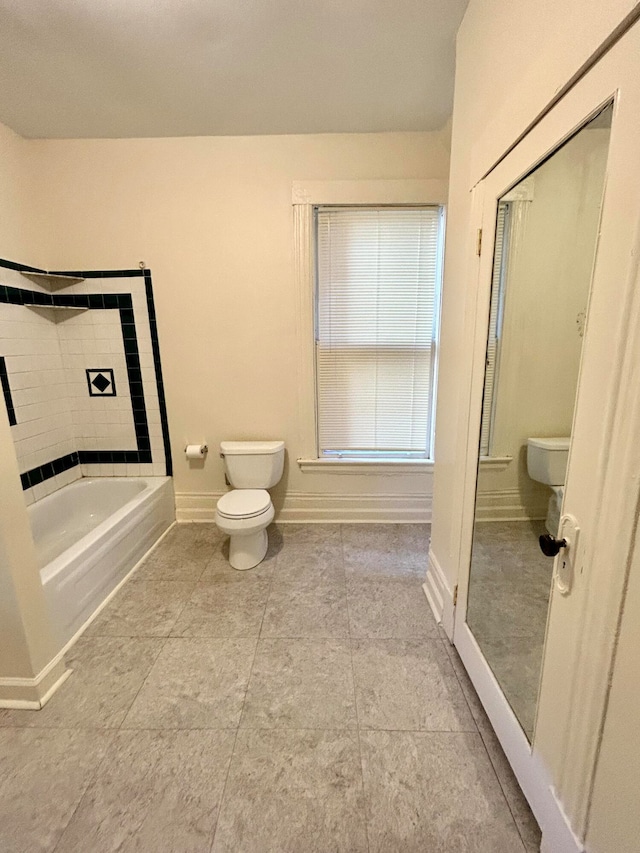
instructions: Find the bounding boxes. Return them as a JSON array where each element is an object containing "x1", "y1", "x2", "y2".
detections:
[{"x1": 1, "y1": 271, "x2": 168, "y2": 503}]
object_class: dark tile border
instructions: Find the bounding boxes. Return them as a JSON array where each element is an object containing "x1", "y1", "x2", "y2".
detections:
[
  {"x1": 20, "y1": 452, "x2": 79, "y2": 490},
  {"x1": 0, "y1": 257, "x2": 172, "y2": 487},
  {"x1": 144, "y1": 270, "x2": 173, "y2": 477},
  {"x1": 50, "y1": 269, "x2": 145, "y2": 278},
  {"x1": 0, "y1": 257, "x2": 45, "y2": 274},
  {"x1": 0, "y1": 356, "x2": 16, "y2": 426}
]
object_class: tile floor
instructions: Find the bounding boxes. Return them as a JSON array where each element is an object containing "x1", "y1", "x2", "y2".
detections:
[
  {"x1": 467, "y1": 520, "x2": 554, "y2": 738},
  {"x1": 0, "y1": 522, "x2": 541, "y2": 852}
]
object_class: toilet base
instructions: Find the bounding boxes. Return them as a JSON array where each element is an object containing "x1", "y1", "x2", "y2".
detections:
[
  {"x1": 545, "y1": 486, "x2": 564, "y2": 537},
  {"x1": 229, "y1": 528, "x2": 268, "y2": 571}
]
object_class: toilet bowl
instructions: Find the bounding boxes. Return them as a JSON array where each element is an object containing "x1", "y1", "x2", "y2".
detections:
[
  {"x1": 215, "y1": 441, "x2": 284, "y2": 570},
  {"x1": 526, "y1": 437, "x2": 570, "y2": 535}
]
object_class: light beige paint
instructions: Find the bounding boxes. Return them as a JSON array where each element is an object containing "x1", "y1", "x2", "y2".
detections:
[
  {"x1": 431, "y1": 0, "x2": 638, "y2": 601},
  {"x1": 430, "y1": 0, "x2": 640, "y2": 847},
  {"x1": 586, "y1": 509, "x2": 640, "y2": 853},
  {"x1": 19, "y1": 130, "x2": 449, "y2": 514},
  {"x1": 0, "y1": 0, "x2": 468, "y2": 138},
  {"x1": 0, "y1": 123, "x2": 65, "y2": 699},
  {"x1": 0, "y1": 122, "x2": 46, "y2": 268}
]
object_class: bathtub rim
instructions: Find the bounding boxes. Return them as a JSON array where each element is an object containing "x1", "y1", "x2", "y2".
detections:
[{"x1": 37, "y1": 476, "x2": 171, "y2": 584}]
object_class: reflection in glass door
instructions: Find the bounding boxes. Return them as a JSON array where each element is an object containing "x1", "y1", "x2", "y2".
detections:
[{"x1": 466, "y1": 104, "x2": 613, "y2": 741}]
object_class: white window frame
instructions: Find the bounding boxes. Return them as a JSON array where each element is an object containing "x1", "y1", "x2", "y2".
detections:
[{"x1": 292, "y1": 179, "x2": 448, "y2": 473}]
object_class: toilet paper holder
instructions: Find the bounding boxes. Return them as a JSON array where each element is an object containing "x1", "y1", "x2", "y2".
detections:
[{"x1": 185, "y1": 444, "x2": 208, "y2": 458}]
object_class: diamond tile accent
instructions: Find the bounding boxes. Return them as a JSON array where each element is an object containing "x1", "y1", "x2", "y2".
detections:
[{"x1": 86, "y1": 368, "x2": 116, "y2": 397}]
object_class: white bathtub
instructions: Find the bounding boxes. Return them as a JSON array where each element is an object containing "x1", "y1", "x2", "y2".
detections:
[{"x1": 30, "y1": 477, "x2": 175, "y2": 647}]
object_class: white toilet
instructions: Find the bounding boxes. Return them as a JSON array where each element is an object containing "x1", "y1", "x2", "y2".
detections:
[
  {"x1": 526, "y1": 436, "x2": 570, "y2": 534},
  {"x1": 215, "y1": 440, "x2": 285, "y2": 570}
]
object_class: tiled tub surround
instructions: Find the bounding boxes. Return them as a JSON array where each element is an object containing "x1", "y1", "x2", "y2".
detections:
[
  {"x1": 0, "y1": 259, "x2": 171, "y2": 504},
  {"x1": 0, "y1": 523, "x2": 541, "y2": 852}
]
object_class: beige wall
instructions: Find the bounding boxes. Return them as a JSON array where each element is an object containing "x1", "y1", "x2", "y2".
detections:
[
  {"x1": 430, "y1": 0, "x2": 640, "y2": 849},
  {"x1": 431, "y1": 0, "x2": 638, "y2": 591},
  {"x1": 586, "y1": 513, "x2": 640, "y2": 853},
  {"x1": 0, "y1": 122, "x2": 46, "y2": 268},
  {"x1": 22, "y1": 130, "x2": 449, "y2": 517},
  {"x1": 0, "y1": 122, "x2": 64, "y2": 696}
]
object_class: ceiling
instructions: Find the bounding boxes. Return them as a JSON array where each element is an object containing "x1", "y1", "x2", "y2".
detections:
[{"x1": 0, "y1": 0, "x2": 468, "y2": 139}]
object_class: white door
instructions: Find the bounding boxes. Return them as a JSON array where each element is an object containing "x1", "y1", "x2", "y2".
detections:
[{"x1": 452, "y1": 20, "x2": 640, "y2": 850}]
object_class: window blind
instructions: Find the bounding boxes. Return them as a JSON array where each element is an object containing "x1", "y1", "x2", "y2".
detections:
[
  {"x1": 315, "y1": 206, "x2": 442, "y2": 458},
  {"x1": 480, "y1": 202, "x2": 509, "y2": 456}
]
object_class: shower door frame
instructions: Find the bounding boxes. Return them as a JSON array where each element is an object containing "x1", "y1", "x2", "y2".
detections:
[{"x1": 450, "y1": 22, "x2": 640, "y2": 853}]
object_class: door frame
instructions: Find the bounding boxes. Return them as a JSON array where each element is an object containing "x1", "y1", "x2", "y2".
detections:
[{"x1": 451, "y1": 22, "x2": 640, "y2": 852}]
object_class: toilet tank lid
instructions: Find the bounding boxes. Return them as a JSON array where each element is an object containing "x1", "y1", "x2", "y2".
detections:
[
  {"x1": 527, "y1": 437, "x2": 570, "y2": 451},
  {"x1": 220, "y1": 440, "x2": 285, "y2": 455}
]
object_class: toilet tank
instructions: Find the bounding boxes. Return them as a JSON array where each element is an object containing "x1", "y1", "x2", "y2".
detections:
[
  {"x1": 220, "y1": 441, "x2": 285, "y2": 489},
  {"x1": 526, "y1": 437, "x2": 570, "y2": 486}
]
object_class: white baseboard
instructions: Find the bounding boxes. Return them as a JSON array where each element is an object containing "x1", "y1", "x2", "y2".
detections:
[
  {"x1": 475, "y1": 488, "x2": 548, "y2": 522},
  {"x1": 175, "y1": 492, "x2": 221, "y2": 522},
  {"x1": 540, "y1": 788, "x2": 585, "y2": 853},
  {"x1": 423, "y1": 547, "x2": 455, "y2": 638},
  {"x1": 0, "y1": 656, "x2": 70, "y2": 709},
  {"x1": 175, "y1": 490, "x2": 432, "y2": 524}
]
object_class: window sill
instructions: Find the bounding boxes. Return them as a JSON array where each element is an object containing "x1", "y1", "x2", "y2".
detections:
[
  {"x1": 479, "y1": 455, "x2": 513, "y2": 471},
  {"x1": 297, "y1": 457, "x2": 433, "y2": 474}
]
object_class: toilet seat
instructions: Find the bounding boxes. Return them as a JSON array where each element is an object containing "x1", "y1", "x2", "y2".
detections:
[{"x1": 217, "y1": 489, "x2": 271, "y2": 520}]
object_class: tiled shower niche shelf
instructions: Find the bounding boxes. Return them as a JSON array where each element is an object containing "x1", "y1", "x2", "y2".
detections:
[
  {"x1": 25, "y1": 304, "x2": 88, "y2": 323},
  {"x1": 20, "y1": 271, "x2": 85, "y2": 289}
]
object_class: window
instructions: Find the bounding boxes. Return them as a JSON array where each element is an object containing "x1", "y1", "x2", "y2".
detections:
[
  {"x1": 314, "y1": 205, "x2": 444, "y2": 461},
  {"x1": 480, "y1": 201, "x2": 510, "y2": 456}
]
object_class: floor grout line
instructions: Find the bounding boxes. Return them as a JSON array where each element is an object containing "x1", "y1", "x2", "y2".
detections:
[
  {"x1": 442, "y1": 636, "x2": 530, "y2": 850},
  {"x1": 208, "y1": 536, "x2": 278, "y2": 852},
  {"x1": 342, "y1": 523, "x2": 372, "y2": 853},
  {"x1": 49, "y1": 728, "x2": 118, "y2": 852},
  {"x1": 1, "y1": 522, "x2": 538, "y2": 852}
]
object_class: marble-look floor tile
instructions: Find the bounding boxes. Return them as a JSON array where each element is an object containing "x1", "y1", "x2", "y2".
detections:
[
  {"x1": 261, "y1": 576, "x2": 349, "y2": 638},
  {"x1": 342, "y1": 523, "x2": 430, "y2": 579},
  {"x1": 0, "y1": 637, "x2": 163, "y2": 729},
  {"x1": 171, "y1": 575, "x2": 271, "y2": 637},
  {"x1": 122, "y1": 637, "x2": 256, "y2": 729},
  {"x1": 468, "y1": 521, "x2": 552, "y2": 636},
  {"x1": 352, "y1": 639, "x2": 476, "y2": 731},
  {"x1": 347, "y1": 577, "x2": 440, "y2": 639},
  {"x1": 277, "y1": 522, "x2": 342, "y2": 545},
  {"x1": 134, "y1": 524, "x2": 219, "y2": 582},
  {"x1": 0, "y1": 727, "x2": 112, "y2": 853},
  {"x1": 360, "y1": 731, "x2": 525, "y2": 852},
  {"x1": 56, "y1": 729, "x2": 236, "y2": 853},
  {"x1": 274, "y1": 540, "x2": 344, "y2": 582},
  {"x1": 85, "y1": 581, "x2": 195, "y2": 637},
  {"x1": 473, "y1": 634, "x2": 544, "y2": 738},
  {"x1": 241, "y1": 639, "x2": 356, "y2": 729},
  {"x1": 477, "y1": 715, "x2": 542, "y2": 851},
  {"x1": 441, "y1": 639, "x2": 486, "y2": 725},
  {"x1": 467, "y1": 580, "x2": 551, "y2": 640},
  {"x1": 442, "y1": 640, "x2": 541, "y2": 850},
  {"x1": 170, "y1": 522, "x2": 222, "y2": 544},
  {"x1": 212, "y1": 729, "x2": 367, "y2": 853}
]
